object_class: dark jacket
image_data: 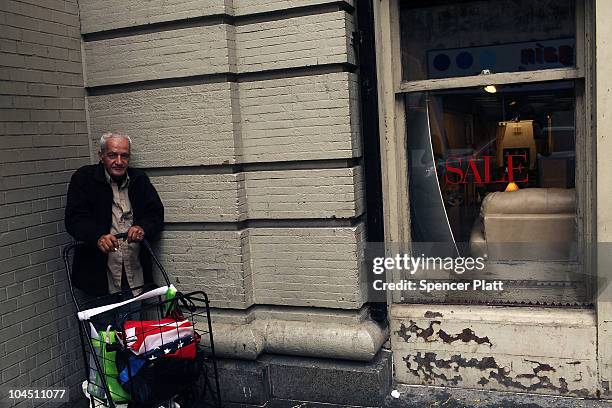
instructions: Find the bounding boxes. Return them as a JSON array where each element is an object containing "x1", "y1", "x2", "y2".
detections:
[{"x1": 65, "y1": 163, "x2": 164, "y2": 296}]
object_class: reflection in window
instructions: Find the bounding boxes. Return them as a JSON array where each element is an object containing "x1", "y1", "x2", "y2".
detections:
[{"x1": 400, "y1": 0, "x2": 576, "y2": 81}]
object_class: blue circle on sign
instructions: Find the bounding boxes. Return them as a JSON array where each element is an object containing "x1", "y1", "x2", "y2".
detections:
[
  {"x1": 433, "y1": 54, "x2": 451, "y2": 71},
  {"x1": 456, "y1": 52, "x2": 473, "y2": 69}
]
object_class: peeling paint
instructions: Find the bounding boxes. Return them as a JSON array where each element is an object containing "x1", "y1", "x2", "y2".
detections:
[
  {"x1": 403, "y1": 353, "x2": 499, "y2": 386},
  {"x1": 524, "y1": 359, "x2": 556, "y2": 374},
  {"x1": 424, "y1": 311, "x2": 443, "y2": 318},
  {"x1": 395, "y1": 324, "x2": 412, "y2": 342},
  {"x1": 395, "y1": 321, "x2": 493, "y2": 347},
  {"x1": 490, "y1": 370, "x2": 567, "y2": 395},
  {"x1": 438, "y1": 328, "x2": 492, "y2": 347},
  {"x1": 403, "y1": 352, "x2": 463, "y2": 386},
  {"x1": 402, "y1": 351, "x2": 591, "y2": 397},
  {"x1": 477, "y1": 377, "x2": 490, "y2": 386}
]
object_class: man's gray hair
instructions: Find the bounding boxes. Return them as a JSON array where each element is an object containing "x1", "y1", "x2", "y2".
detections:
[{"x1": 99, "y1": 131, "x2": 132, "y2": 153}]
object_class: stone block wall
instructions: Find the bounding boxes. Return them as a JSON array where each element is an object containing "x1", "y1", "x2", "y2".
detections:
[
  {"x1": 87, "y1": 71, "x2": 360, "y2": 166},
  {"x1": 84, "y1": 25, "x2": 234, "y2": 87},
  {"x1": 79, "y1": 0, "x2": 385, "y2": 366},
  {"x1": 0, "y1": 0, "x2": 89, "y2": 403},
  {"x1": 78, "y1": 0, "x2": 370, "y2": 323},
  {"x1": 87, "y1": 83, "x2": 236, "y2": 167}
]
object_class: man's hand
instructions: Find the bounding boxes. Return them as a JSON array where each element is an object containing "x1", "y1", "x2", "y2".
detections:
[
  {"x1": 97, "y1": 234, "x2": 119, "y2": 253},
  {"x1": 127, "y1": 225, "x2": 145, "y2": 243}
]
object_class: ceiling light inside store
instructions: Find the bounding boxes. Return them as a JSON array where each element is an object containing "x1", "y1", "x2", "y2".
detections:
[{"x1": 484, "y1": 85, "x2": 497, "y2": 93}]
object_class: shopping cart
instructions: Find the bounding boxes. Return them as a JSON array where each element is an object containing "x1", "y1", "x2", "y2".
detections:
[{"x1": 63, "y1": 233, "x2": 222, "y2": 408}]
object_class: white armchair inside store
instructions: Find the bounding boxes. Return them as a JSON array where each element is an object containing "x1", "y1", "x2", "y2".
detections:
[
  {"x1": 470, "y1": 188, "x2": 576, "y2": 261},
  {"x1": 461, "y1": 187, "x2": 584, "y2": 306}
]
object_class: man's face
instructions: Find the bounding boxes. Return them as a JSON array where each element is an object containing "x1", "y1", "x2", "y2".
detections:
[{"x1": 99, "y1": 137, "x2": 130, "y2": 179}]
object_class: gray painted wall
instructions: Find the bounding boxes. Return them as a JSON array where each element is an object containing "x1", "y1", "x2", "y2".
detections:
[{"x1": 0, "y1": 0, "x2": 90, "y2": 404}]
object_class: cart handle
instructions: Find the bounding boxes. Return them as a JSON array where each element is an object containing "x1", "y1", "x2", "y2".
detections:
[
  {"x1": 114, "y1": 232, "x2": 171, "y2": 287},
  {"x1": 63, "y1": 231, "x2": 172, "y2": 313},
  {"x1": 77, "y1": 285, "x2": 176, "y2": 321}
]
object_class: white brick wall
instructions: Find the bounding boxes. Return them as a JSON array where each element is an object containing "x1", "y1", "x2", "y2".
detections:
[
  {"x1": 149, "y1": 167, "x2": 364, "y2": 222},
  {"x1": 244, "y1": 167, "x2": 364, "y2": 219},
  {"x1": 235, "y1": 11, "x2": 354, "y2": 73},
  {"x1": 156, "y1": 230, "x2": 249, "y2": 308},
  {"x1": 0, "y1": 0, "x2": 89, "y2": 401},
  {"x1": 86, "y1": 72, "x2": 360, "y2": 164},
  {"x1": 78, "y1": 0, "x2": 230, "y2": 34},
  {"x1": 87, "y1": 83, "x2": 237, "y2": 166},
  {"x1": 347, "y1": 70, "x2": 361, "y2": 156},
  {"x1": 84, "y1": 25, "x2": 233, "y2": 87},
  {"x1": 239, "y1": 72, "x2": 361, "y2": 162},
  {"x1": 77, "y1": 0, "x2": 353, "y2": 34},
  {"x1": 353, "y1": 164, "x2": 365, "y2": 216},
  {"x1": 248, "y1": 224, "x2": 366, "y2": 308},
  {"x1": 83, "y1": 11, "x2": 354, "y2": 87},
  {"x1": 150, "y1": 174, "x2": 241, "y2": 222},
  {"x1": 235, "y1": 0, "x2": 354, "y2": 16},
  {"x1": 156, "y1": 224, "x2": 366, "y2": 309}
]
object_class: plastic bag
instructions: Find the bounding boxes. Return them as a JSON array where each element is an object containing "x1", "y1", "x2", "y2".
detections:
[{"x1": 88, "y1": 324, "x2": 130, "y2": 403}]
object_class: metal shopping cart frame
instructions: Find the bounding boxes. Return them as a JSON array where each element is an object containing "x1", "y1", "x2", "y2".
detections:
[{"x1": 63, "y1": 233, "x2": 222, "y2": 408}]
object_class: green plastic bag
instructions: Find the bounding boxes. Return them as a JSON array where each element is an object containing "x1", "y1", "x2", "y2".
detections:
[{"x1": 88, "y1": 324, "x2": 130, "y2": 403}]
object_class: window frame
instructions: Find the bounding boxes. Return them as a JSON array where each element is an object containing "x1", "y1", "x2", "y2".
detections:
[{"x1": 373, "y1": 0, "x2": 596, "y2": 305}]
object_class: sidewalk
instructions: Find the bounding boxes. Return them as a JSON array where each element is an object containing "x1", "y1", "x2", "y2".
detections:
[
  {"x1": 382, "y1": 385, "x2": 612, "y2": 408},
  {"x1": 70, "y1": 384, "x2": 612, "y2": 407}
]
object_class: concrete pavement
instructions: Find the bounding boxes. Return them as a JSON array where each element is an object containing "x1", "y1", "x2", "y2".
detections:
[{"x1": 382, "y1": 385, "x2": 612, "y2": 408}]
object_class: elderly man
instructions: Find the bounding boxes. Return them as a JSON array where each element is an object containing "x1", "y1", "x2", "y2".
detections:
[{"x1": 65, "y1": 131, "x2": 164, "y2": 300}]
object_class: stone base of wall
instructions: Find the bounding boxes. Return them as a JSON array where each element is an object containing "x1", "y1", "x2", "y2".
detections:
[
  {"x1": 209, "y1": 305, "x2": 388, "y2": 361},
  {"x1": 212, "y1": 350, "x2": 392, "y2": 407}
]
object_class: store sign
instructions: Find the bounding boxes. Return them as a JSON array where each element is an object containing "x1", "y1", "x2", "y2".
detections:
[
  {"x1": 427, "y1": 38, "x2": 575, "y2": 79},
  {"x1": 445, "y1": 154, "x2": 528, "y2": 185}
]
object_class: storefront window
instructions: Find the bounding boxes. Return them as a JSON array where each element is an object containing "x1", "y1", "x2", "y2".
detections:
[
  {"x1": 400, "y1": 0, "x2": 576, "y2": 81},
  {"x1": 405, "y1": 81, "x2": 584, "y2": 305},
  {"x1": 384, "y1": 0, "x2": 590, "y2": 306},
  {"x1": 408, "y1": 81, "x2": 575, "y2": 246}
]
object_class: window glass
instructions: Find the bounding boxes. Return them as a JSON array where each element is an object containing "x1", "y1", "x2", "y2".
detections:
[
  {"x1": 405, "y1": 81, "x2": 582, "y2": 305},
  {"x1": 400, "y1": 0, "x2": 576, "y2": 81}
]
